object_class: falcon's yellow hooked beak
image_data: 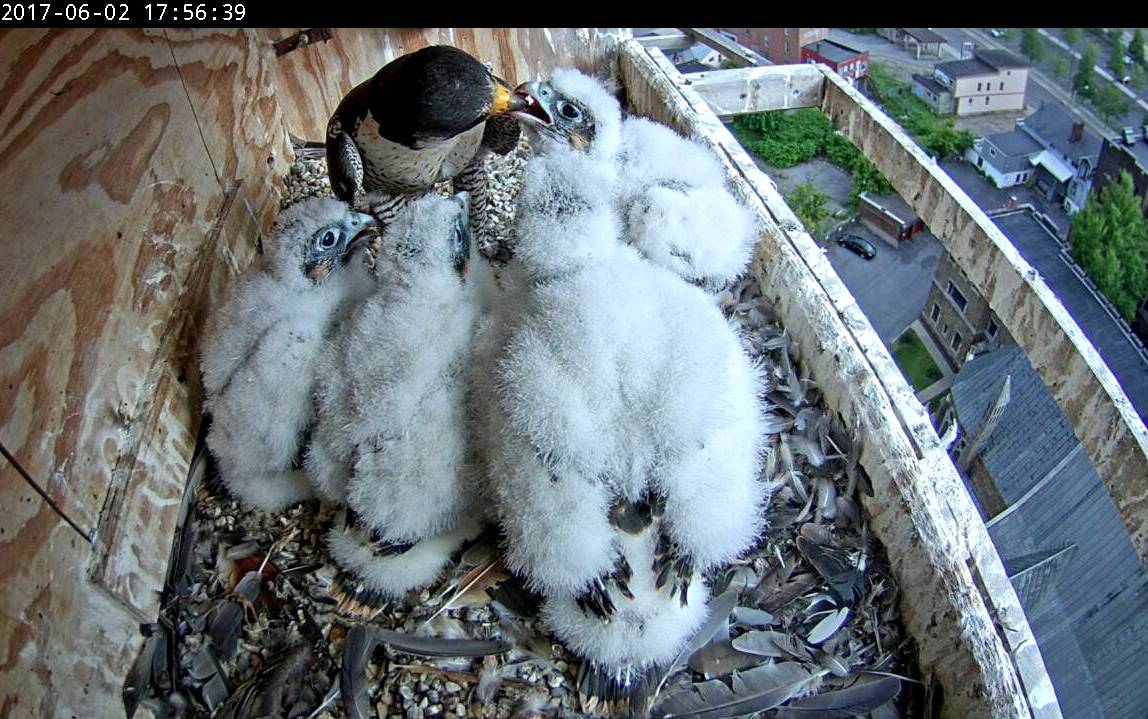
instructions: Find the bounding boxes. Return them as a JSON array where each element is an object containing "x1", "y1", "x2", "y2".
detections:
[{"x1": 490, "y1": 75, "x2": 530, "y2": 115}]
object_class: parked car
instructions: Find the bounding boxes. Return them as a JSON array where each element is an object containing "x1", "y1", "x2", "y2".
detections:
[
  {"x1": 837, "y1": 234, "x2": 877, "y2": 260},
  {"x1": 987, "y1": 28, "x2": 1006, "y2": 38}
]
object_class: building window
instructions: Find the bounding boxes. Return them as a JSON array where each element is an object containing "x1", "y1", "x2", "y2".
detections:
[
  {"x1": 989, "y1": 148, "x2": 996, "y2": 157},
  {"x1": 941, "y1": 321, "x2": 949, "y2": 335},
  {"x1": 931, "y1": 303, "x2": 941, "y2": 322},
  {"x1": 968, "y1": 97, "x2": 973, "y2": 105},
  {"x1": 977, "y1": 82, "x2": 982, "y2": 91},
  {"x1": 985, "y1": 96, "x2": 990, "y2": 105},
  {"x1": 947, "y1": 281, "x2": 968, "y2": 312},
  {"x1": 987, "y1": 319, "x2": 999, "y2": 338},
  {"x1": 999, "y1": 81, "x2": 1004, "y2": 90},
  {"x1": 951, "y1": 331, "x2": 963, "y2": 351}
]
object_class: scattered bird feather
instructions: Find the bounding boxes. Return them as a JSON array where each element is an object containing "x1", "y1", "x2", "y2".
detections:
[
  {"x1": 122, "y1": 625, "x2": 161, "y2": 718},
  {"x1": 375, "y1": 628, "x2": 511, "y2": 657},
  {"x1": 730, "y1": 606, "x2": 775, "y2": 628},
  {"x1": 209, "y1": 569, "x2": 262, "y2": 661},
  {"x1": 424, "y1": 555, "x2": 504, "y2": 625},
  {"x1": 773, "y1": 675, "x2": 901, "y2": 718},
  {"x1": 731, "y1": 630, "x2": 814, "y2": 661},
  {"x1": 806, "y1": 607, "x2": 850, "y2": 645},
  {"x1": 340, "y1": 624, "x2": 381, "y2": 719},
  {"x1": 654, "y1": 661, "x2": 820, "y2": 719},
  {"x1": 652, "y1": 589, "x2": 739, "y2": 698},
  {"x1": 687, "y1": 640, "x2": 767, "y2": 678},
  {"x1": 797, "y1": 536, "x2": 865, "y2": 608},
  {"x1": 215, "y1": 644, "x2": 311, "y2": 719}
]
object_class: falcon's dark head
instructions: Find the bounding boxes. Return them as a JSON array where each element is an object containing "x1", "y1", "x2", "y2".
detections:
[
  {"x1": 267, "y1": 198, "x2": 376, "y2": 287},
  {"x1": 374, "y1": 45, "x2": 527, "y2": 147},
  {"x1": 510, "y1": 69, "x2": 622, "y2": 160}
]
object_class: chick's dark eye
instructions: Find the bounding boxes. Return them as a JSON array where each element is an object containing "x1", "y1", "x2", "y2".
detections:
[
  {"x1": 558, "y1": 101, "x2": 581, "y2": 121},
  {"x1": 319, "y1": 230, "x2": 338, "y2": 249}
]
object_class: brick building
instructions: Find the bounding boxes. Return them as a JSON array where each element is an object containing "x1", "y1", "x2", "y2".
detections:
[
  {"x1": 719, "y1": 27, "x2": 827, "y2": 64},
  {"x1": 857, "y1": 191, "x2": 925, "y2": 246},
  {"x1": 800, "y1": 39, "x2": 868, "y2": 84},
  {"x1": 921, "y1": 251, "x2": 1011, "y2": 368}
]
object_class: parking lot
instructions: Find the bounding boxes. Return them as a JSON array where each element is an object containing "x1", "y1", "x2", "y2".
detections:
[
  {"x1": 821, "y1": 221, "x2": 943, "y2": 343},
  {"x1": 754, "y1": 154, "x2": 945, "y2": 344}
]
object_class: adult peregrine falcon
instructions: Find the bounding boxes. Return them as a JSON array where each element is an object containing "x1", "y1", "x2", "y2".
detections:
[{"x1": 325, "y1": 45, "x2": 526, "y2": 212}]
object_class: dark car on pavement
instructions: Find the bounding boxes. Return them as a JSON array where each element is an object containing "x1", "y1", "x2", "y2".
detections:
[{"x1": 837, "y1": 233, "x2": 877, "y2": 260}]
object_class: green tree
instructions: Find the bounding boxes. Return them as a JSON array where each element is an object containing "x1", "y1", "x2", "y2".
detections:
[
  {"x1": 787, "y1": 182, "x2": 830, "y2": 235},
  {"x1": 1063, "y1": 28, "x2": 1082, "y2": 45},
  {"x1": 1091, "y1": 82, "x2": 1132, "y2": 123},
  {"x1": 1110, "y1": 36, "x2": 1127, "y2": 78},
  {"x1": 1070, "y1": 171, "x2": 1148, "y2": 321},
  {"x1": 1075, "y1": 41, "x2": 1098, "y2": 97},
  {"x1": 1021, "y1": 28, "x2": 1045, "y2": 62},
  {"x1": 1131, "y1": 28, "x2": 1146, "y2": 65},
  {"x1": 1051, "y1": 56, "x2": 1070, "y2": 78},
  {"x1": 1131, "y1": 64, "x2": 1147, "y2": 91}
]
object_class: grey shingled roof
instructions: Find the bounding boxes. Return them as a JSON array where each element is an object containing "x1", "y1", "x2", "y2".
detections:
[
  {"x1": 902, "y1": 28, "x2": 946, "y2": 44},
  {"x1": 936, "y1": 57, "x2": 996, "y2": 78},
  {"x1": 1020, "y1": 103, "x2": 1103, "y2": 163},
  {"x1": 1003, "y1": 545, "x2": 1076, "y2": 613},
  {"x1": 992, "y1": 210, "x2": 1148, "y2": 422},
  {"x1": 984, "y1": 130, "x2": 1042, "y2": 158},
  {"x1": 951, "y1": 344, "x2": 1148, "y2": 718},
  {"x1": 860, "y1": 192, "x2": 918, "y2": 225},
  {"x1": 950, "y1": 345, "x2": 1078, "y2": 500},
  {"x1": 804, "y1": 40, "x2": 864, "y2": 64},
  {"x1": 912, "y1": 73, "x2": 949, "y2": 96}
]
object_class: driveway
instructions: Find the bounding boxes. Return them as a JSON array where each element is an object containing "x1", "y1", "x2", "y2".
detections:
[{"x1": 821, "y1": 221, "x2": 943, "y2": 343}]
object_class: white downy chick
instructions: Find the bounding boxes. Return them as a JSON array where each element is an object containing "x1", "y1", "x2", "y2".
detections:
[
  {"x1": 199, "y1": 197, "x2": 375, "y2": 512},
  {"x1": 616, "y1": 116, "x2": 758, "y2": 290},
  {"x1": 306, "y1": 192, "x2": 488, "y2": 616},
  {"x1": 501, "y1": 69, "x2": 769, "y2": 715}
]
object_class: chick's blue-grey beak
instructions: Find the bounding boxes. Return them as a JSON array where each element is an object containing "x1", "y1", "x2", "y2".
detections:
[
  {"x1": 451, "y1": 191, "x2": 472, "y2": 278},
  {"x1": 510, "y1": 81, "x2": 556, "y2": 128},
  {"x1": 343, "y1": 211, "x2": 377, "y2": 257}
]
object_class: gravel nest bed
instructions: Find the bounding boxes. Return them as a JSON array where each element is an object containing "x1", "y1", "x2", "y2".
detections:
[{"x1": 126, "y1": 141, "x2": 925, "y2": 719}]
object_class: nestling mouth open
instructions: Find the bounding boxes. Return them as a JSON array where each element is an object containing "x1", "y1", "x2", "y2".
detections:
[{"x1": 512, "y1": 91, "x2": 553, "y2": 127}]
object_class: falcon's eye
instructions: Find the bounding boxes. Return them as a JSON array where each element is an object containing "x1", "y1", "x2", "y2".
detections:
[
  {"x1": 557, "y1": 101, "x2": 582, "y2": 121},
  {"x1": 318, "y1": 230, "x2": 339, "y2": 249}
]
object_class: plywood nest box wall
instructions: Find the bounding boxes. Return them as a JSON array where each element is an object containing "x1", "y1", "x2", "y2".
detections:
[{"x1": 5, "y1": 26, "x2": 1117, "y2": 718}]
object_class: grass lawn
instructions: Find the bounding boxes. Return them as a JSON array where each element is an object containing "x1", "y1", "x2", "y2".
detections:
[{"x1": 891, "y1": 329, "x2": 943, "y2": 391}]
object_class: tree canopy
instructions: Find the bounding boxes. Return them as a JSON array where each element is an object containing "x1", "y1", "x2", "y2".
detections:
[
  {"x1": 1074, "y1": 42, "x2": 1098, "y2": 97},
  {"x1": 1070, "y1": 171, "x2": 1148, "y2": 322},
  {"x1": 1021, "y1": 28, "x2": 1045, "y2": 62}
]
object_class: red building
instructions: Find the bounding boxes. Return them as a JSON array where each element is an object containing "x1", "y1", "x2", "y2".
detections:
[{"x1": 801, "y1": 39, "x2": 869, "y2": 84}]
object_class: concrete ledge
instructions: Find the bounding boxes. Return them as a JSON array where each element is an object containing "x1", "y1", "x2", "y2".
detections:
[{"x1": 620, "y1": 42, "x2": 1060, "y2": 719}]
